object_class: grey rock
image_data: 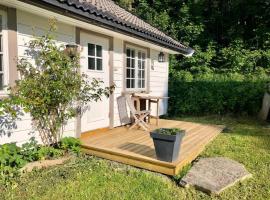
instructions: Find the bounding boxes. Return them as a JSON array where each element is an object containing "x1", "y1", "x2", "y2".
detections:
[{"x1": 180, "y1": 157, "x2": 252, "y2": 194}]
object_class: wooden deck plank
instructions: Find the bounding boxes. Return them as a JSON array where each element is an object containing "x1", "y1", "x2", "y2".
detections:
[{"x1": 81, "y1": 119, "x2": 224, "y2": 175}]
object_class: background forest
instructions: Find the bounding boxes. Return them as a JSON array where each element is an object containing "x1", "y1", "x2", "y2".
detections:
[{"x1": 115, "y1": 0, "x2": 270, "y2": 116}]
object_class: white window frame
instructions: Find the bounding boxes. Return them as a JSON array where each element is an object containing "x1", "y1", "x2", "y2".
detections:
[
  {"x1": 125, "y1": 45, "x2": 147, "y2": 91},
  {"x1": 87, "y1": 43, "x2": 103, "y2": 72},
  {"x1": 0, "y1": 10, "x2": 9, "y2": 95}
]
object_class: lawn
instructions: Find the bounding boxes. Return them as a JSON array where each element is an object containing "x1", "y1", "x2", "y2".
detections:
[{"x1": 1, "y1": 116, "x2": 270, "y2": 200}]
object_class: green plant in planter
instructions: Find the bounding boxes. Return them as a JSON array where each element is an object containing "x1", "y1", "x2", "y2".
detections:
[{"x1": 155, "y1": 128, "x2": 184, "y2": 135}]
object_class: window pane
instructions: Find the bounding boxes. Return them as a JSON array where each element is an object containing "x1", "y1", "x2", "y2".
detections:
[
  {"x1": 142, "y1": 80, "x2": 145, "y2": 88},
  {"x1": 142, "y1": 53, "x2": 146, "y2": 59},
  {"x1": 138, "y1": 70, "x2": 141, "y2": 78},
  {"x1": 131, "y1": 50, "x2": 135, "y2": 58},
  {"x1": 88, "y1": 43, "x2": 95, "y2": 56},
  {"x1": 127, "y1": 58, "x2": 130, "y2": 68},
  {"x1": 96, "y1": 45, "x2": 102, "y2": 57},
  {"x1": 0, "y1": 55, "x2": 2, "y2": 71},
  {"x1": 138, "y1": 51, "x2": 141, "y2": 59},
  {"x1": 127, "y1": 69, "x2": 130, "y2": 78},
  {"x1": 142, "y1": 61, "x2": 145, "y2": 69},
  {"x1": 96, "y1": 58, "x2": 102, "y2": 70},
  {"x1": 131, "y1": 59, "x2": 135, "y2": 68},
  {"x1": 142, "y1": 70, "x2": 145, "y2": 78},
  {"x1": 126, "y1": 79, "x2": 130, "y2": 88},
  {"x1": 127, "y1": 49, "x2": 130, "y2": 57},
  {"x1": 0, "y1": 74, "x2": 3, "y2": 90},
  {"x1": 138, "y1": 80, "x2": 141, "y2": 88},
  {"x1": 0, "y1": 35, "x2": 2, "y2": 52},
  {"x1": 131, "y1": 79, "x2": 135, "y2": 88},
  {"x1": 138, "y1": 60, "x2": 141, "y2": 69},
  {"x1": 131, "y1": 69, "x2": 135, "y2": 78},
  {"x1": 0, "y1": 15, "x2": 2, "y2": 32},
  {"x1": 88, "y1": 57, "x2": 95, "y2": 70}
]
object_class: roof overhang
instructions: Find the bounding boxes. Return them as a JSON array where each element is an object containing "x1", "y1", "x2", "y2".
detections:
[
  {"x1": 18, "y1": 0, "x2": 194, "y2": 55},
  {"x1": 1, "y1": 0, "x2": 194, "y2": 55}
]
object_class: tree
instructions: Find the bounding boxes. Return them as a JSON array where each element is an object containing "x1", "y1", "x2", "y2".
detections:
[{"x1": 1, "y1": 20, "x2": 114, "y2": 146}]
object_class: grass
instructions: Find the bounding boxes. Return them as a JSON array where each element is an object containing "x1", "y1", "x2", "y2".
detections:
[{"x1": 1, "y1": 116, "x2": 270, "y2": 200}]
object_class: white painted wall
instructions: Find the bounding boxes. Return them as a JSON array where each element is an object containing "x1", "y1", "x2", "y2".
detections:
[
  {"x1": 113, "y1": 38, "x2": 124, "y2": 127},
  {"x1": 1, "y1": 9, "x2": 169, "y2": 145},
  {"x1": 112, "y1": 44, "x2": 169, "y2": 127},
  {"x1": 0, "y1": 10, "x2": 76, "y2": 145},
  {"x1": 149, "y1": 49, "x2": 169, "y2": 116}
]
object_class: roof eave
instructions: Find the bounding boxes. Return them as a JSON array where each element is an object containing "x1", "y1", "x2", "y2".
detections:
[{"x1": 18, "y1": 0, "x2": 194, "y2": 55}]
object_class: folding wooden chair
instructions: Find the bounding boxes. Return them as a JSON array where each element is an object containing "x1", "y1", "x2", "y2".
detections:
[
  {"x1": 125, "y1": 94, "x2": 151, "y2": 131},
  {"x1": 117, "y1": 95, "x2": 131, "y2": 125}
]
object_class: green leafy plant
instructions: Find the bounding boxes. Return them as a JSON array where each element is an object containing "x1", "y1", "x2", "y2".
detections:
[
  {"x1": 20, "y1": 137, "x2": 40, "y2": 162},
  {"x1": 0, "y1": 143, "x2": 26, "y2": 186},
  {"x1": 37, "y1": 146, "x2": 64, "y2": 160},
  {"x1": 2, "y1": 19, "x2": 114, "y2": 146},
  {"x1": 154, "y1": 128, "x2": 184, "y2": 136},
  {"x1": 60, "y1": 137, "x2": 82, "y2": 154}
]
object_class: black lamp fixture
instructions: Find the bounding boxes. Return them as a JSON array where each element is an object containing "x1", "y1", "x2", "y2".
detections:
[
  {"x1": 65, "y1": 43, "x2": 79, "y2": 58},
  {"x1": 158, "y1": 51, "x2": 165, "y2": 62}
]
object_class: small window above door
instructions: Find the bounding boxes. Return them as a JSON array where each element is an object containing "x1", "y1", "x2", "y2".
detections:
[{"x1": 88, "y1": 43, "x2": 103, "y2": 71}]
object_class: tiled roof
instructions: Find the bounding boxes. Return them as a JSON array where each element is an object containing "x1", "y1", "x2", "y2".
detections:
[{"x1": 25, "y1": 0, "x2": 194, "y2": 55}]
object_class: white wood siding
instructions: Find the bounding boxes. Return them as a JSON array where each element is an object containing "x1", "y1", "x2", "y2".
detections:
[
  {"x1": 113, "y1": 38, "x2": 124, "y2": 127},
  {"x1": 149, "y1": 49, "x2": 169, "y2": 116},
  {"x1": 1, "y1": 10, "x2": 169, "y2": 144},
  {"x1": 1, "y1": 10, "x2": 76, "y2": 145},
  {"x1": 112, "y1": 43, "x2": 169, "y2": 127}
]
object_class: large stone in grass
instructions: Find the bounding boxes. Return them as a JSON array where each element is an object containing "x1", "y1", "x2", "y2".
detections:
[{"x1": 180, "y1": 157, "x2": 252, "y2": 194}]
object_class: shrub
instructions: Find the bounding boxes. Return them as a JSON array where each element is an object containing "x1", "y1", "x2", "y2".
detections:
[
  {"x1": 1, "y1": 20, "x2": 114, "y2": 146},
  {"x1": 60, "y1": 137, "x2": 81, "y2": 154},
  {"x1": 0, "y1": 143, "x2": 26, "y2": 185},
  {"x1": 169, "y1": 72, "x2": 269, "y2": 116},
  {"x1": 37, "y1": 146, "x2": 64, "y2": 160},
  {"x1": 0, "y1": 143, "x2": 25, "y2": 169},
  {"x1": 20, "y1": 137, "x2": 40, "y2": 162}
]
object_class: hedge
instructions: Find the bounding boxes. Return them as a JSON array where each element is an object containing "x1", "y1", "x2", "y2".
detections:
[{"x1": 168, "y1": 74, "x2": 269, "y2": 116}]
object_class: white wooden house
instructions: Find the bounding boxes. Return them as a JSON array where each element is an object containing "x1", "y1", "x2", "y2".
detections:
[{"x1": 0, "y1": 0, "x2": 194, "y2": 145}]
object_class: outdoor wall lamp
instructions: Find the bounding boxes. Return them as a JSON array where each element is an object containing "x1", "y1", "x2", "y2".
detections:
[
  {"x1": 158, "y1": 51, "x2": 165, "y2": 62},
  {"x1": 65, "y1": 43, "x2": 79, "y2": 58}
]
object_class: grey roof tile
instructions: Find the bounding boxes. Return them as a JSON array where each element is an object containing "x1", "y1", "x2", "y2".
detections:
[{"x1": 27, "y1": 0, "x2": 194, "y2": 54}]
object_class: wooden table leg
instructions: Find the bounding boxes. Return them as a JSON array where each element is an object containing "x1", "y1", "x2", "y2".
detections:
[
  {"x1": 148, "y1": 99, "x2": 151, "y2": 123},
  {"x1": 156, "y1": 99, "x2": 159, "y2": 126}
]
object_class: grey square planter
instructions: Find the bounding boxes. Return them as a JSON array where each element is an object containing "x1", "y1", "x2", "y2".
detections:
[{"x1": 150, "y1": 129, "x2": 185, "y2": 162}]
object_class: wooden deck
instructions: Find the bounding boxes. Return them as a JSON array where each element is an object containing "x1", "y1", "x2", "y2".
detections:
[{"x1": 81, "y1": 119, "x2": 224, "y2": 175}]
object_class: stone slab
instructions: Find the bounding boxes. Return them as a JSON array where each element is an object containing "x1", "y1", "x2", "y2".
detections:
[
  {"x1": 19, "y1": 156, "x2": 72, "y2": 173},
  {"x1": 180, "y1": 157, "x2": 252, "y2": 194}
]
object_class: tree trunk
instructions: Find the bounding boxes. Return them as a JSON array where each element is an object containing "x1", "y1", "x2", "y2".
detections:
[{"x1": 258, "y1": 92, "x2": 270, "y2": 120}]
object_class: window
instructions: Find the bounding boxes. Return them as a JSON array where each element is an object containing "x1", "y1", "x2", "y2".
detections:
[
  {"x1": 88, "y1": 43, "x2": 103, "y2": 71},
  {"x1": 126, "y1": 48, "x2": 146, "y2": 89}
]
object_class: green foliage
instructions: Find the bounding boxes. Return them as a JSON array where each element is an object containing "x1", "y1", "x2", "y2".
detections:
[
  {"x1": 0, "y1": 143, "x2": 25, "y2": 169},
  {"x1": 20, "y1": 137, "x2": 40, "y2": 162},
  {"x1": 0, "y1": 143, "x2": 25, "y2": 186},
  {"x1": 60, "y1": 137, "x2": 82, "y2": 154},
  {"x1": 0, "y1": 136, "x2": 75, "y2": 186},
  {"x1": 37, "y1": 146, "x2": 64, "y2": 159},
  {"x1": 119, "y1": 1, "x2": 270, "y2": 114},
  {"x1": 169, "y1": 72, "x2": 269, "y2": 116},
  {"x1": 1, "y1": 20, "x2": 113, "y2": 146},
  {"x1": 1, "y1": 117, "x2": 269, "y2": 199},
  {"x1": 154, "y1": 128, "x2": 184, "y2": 136}
]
